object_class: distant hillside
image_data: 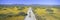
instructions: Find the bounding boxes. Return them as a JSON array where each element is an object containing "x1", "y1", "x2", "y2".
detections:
[{"x1": 0, "y1": 4, "x2": 60, "y2": 7}]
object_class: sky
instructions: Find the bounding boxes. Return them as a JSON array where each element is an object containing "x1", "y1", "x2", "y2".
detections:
[{"x1": 0, "y1": 0, "x2": 60, "y2": 5}]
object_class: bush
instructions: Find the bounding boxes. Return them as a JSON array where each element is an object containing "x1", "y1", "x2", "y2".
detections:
[{"x1": 18, "y1": 12, "x2": 27, "y2": 16}]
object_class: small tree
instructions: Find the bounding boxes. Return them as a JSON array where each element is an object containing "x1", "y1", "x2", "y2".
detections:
[{"x1": 46, "y1": 9, "x2": 54, "y2": 15}]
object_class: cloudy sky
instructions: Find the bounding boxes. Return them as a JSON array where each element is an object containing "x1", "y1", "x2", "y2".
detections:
[{"x1": 0, "y1": 0, "x2": 60, "y2": 5}]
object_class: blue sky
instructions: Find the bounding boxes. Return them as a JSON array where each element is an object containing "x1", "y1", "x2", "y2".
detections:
[{"x1": 0, "y1": 0, "x2": 60, "y2": 5}]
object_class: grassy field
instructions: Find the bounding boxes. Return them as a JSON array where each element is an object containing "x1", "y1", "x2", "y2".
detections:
[
  {"x1": 0, "y1": 7, "x2": 28, "y2": 20},
  {"x1": 0, "y1": 7, "x2": 60, "y2": 20},
  {"x1": 33, "y1": 7, "x2": 60, "y2": 20}
]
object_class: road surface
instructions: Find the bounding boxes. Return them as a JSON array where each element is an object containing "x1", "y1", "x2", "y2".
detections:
[{"x1": 24, "y1": 7, "x2": 36, "y2": 20}]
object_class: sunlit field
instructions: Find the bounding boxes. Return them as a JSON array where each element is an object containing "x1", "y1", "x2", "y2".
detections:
[
  {"x1": 33, "y1": 7, "x2": 60, "y2": 20},
  {"x1": 0, "y1": 6, "x2": 29, "y2": 20},
  {"x1": 0, "y1": 5, "x2": 60, "y2": 20}
]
